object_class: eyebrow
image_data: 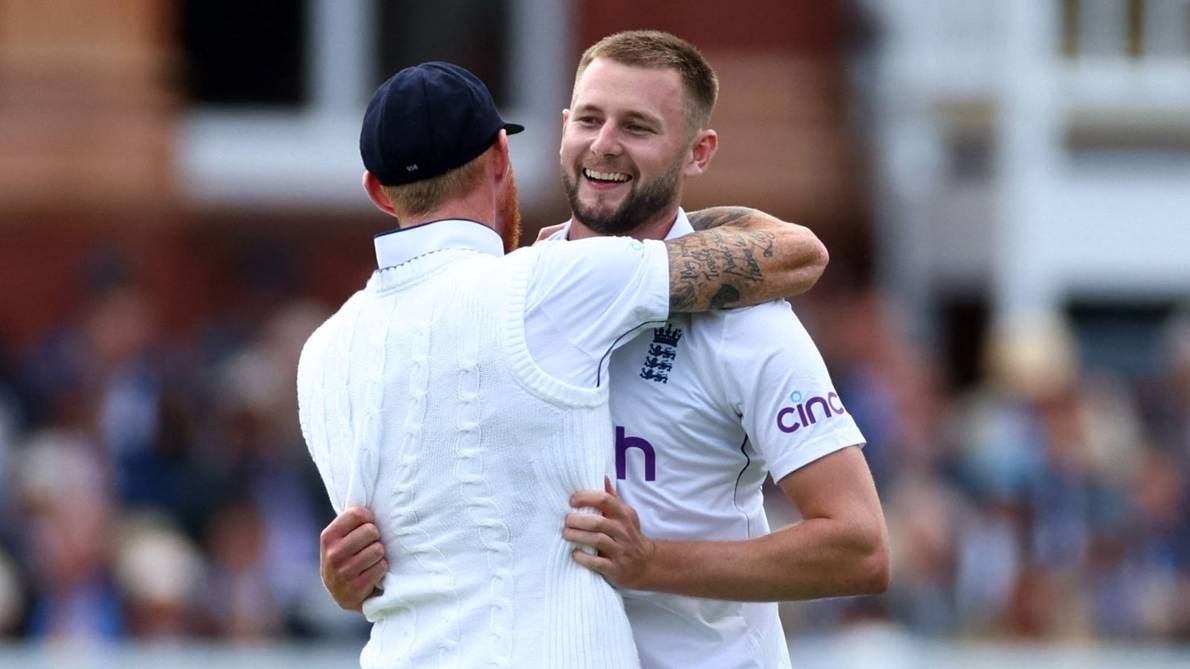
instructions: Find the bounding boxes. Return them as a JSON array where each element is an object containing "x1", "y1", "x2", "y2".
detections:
[
  {"x1": 621, "y1": 111, "x2": 662, "y2": 127},
  {"x1": 573, "y1": 104, "x2": 663, "y2": 128}
]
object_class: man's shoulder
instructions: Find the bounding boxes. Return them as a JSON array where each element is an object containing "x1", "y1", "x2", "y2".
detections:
[
  {"x1": 299, "y1": 291, "x2": 368, "y2": 353},
  {"x1": 528, "y1": 234, "x2": 651, "y2": 255},
  {"x1": 519, "y1": 236, "x2": 660, "y2": 284},
  {"x1": 678, "y1": 299, "x2": 814, "y2": 364},
  {"x1": 689, "y1": 298, "x2": 796, "y2": 332},
  {"x1": 714, "y1": 297, "x2": 794, "y2": 318},
  {"x1": 640, "y1": 301, "x2": 785, "y2": 345}
]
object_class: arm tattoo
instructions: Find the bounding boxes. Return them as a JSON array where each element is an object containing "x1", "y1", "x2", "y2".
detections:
[
  {"x1": 709, "y1": 285, "x2": 741, "y2": 310},
  {"x1": 687, "y1": 206, "x2": 755, "y2": 231},
  {"x1": 666, "y1": 228, "x2": 777, "y2": 312}
]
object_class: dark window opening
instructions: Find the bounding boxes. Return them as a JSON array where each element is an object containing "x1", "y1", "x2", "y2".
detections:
[
  {"x1": 938, "y1": 296, "x2": 990, "y2": 392},
  {"x1": 374, "y1": 0, "x2": 510, "y2": 107},
  {"x1": 180, "y1": 0, "x2": 308, "y2": 107},
  {"x1": 1067, "y1": 300, "x2": 1179, "y2": 379}
]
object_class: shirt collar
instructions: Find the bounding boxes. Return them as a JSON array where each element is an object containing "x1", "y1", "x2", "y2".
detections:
[
  {"x1": 551, "y1": 208, "x2": 692, "y2": 242},
  {"x1": 373, "y1": 219, "x2": 504, "y2": 269},
  {"x1": 664, "y1": 208, "x2": 694, "y2": 240}
]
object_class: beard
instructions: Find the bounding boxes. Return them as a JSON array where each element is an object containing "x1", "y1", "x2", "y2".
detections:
[
  {"x1": 562, "y1": 156, "x2": 682, "y2": 236},
  {"x1": 497, "y1": 169, "x2": 522, "y2": 253}
]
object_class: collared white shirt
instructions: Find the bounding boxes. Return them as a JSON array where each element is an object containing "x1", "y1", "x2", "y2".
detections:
[
  {"x1": 373, "y1": 217, "x2": 505, "y2": 268},
  {"x1": 550, "y1": 210, "x2": 866, "y2": 669}
]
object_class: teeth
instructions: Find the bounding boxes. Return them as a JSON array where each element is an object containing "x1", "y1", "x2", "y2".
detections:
[{"x1": 583, "y1": 168, "x2": 630, "y2": 183}]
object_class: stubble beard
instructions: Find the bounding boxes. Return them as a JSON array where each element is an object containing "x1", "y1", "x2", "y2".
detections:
[{"x1": 562, "y1": 157, "x2": 683, "y2": 236}]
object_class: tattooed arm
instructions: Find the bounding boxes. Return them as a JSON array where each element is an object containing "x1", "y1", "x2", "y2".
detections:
[{"x1": 666, "y1": 207, "x2": 828, "y2": 312}]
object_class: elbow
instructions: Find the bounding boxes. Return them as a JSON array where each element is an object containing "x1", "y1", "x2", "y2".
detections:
[
  {"x1": 830, "y1": 512, "x2": 889, "y2": 596},
  {"x1": 813, "y1": 238, "x2": 829, "y2": 277},
  {"x1": 854, "y1": 525, "x2": 891, "y2": 595},
  {"x1": 804, "y1": 238, "x2": 829, "y2": 292},
  {"x1": 778, "y1": 227, "x2": 829, "y2": 297},
  {"x1": 858, "y1": 541, "x2": 891, "y2": 595}
]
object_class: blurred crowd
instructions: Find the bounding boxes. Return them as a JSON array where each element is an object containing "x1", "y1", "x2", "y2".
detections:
[
  {"x1": 0, "y1": 253, "x2": 353, "y2": 643},
  {"x1": 0, "y1": 246, "x2": 1187, "y2": 645},
  {"x1": 789, "y1": 290, "x2": 1190, "y2": 642}
]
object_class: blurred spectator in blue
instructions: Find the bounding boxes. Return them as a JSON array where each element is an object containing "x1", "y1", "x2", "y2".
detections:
[
  {"x1": 202, "y1": 496, "x2": 282, "y2": 639},
  {"x1": 113, "y1": 512, "x2": 207, "y2": 638},
  {"x1": 0, "y1": 547, "x2": 22, "y2": 637},
  {"x1": 16, "y1": 430, "x2": 125, "y2": 641}
]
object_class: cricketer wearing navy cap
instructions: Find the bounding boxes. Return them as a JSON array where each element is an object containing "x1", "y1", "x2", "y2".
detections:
[
  {"x1": 358, "y1": 61, "x2": 525, "y2": 253},
  {"x1": 360, "y1": 61, "x2": 524, "y2": 187}
]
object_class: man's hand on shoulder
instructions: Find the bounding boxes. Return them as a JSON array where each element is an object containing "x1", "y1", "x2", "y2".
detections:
[
  {"x1": 320, "y1": 506, "x2": 388, "y2": 612},
  {"x1": 564, "y1": 477, "x2": 657, "y2": 589}
]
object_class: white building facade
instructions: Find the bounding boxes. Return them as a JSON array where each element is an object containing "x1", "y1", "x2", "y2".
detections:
[{"x1": 861, "y1": 0, "x2": 1190, "y2": 350}]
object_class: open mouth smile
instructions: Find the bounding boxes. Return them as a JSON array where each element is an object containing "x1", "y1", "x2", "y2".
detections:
[{"x1": 582, "y1": 168, "x2": 632, "y2": 184}]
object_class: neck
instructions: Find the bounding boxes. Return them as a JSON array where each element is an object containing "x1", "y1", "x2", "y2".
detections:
[
  {"x1": 568, "y1": 203, "x2": 681, "y2": 241},
  {"x1": 396, "y1": 193, "x2": 497, "y2": 233}
]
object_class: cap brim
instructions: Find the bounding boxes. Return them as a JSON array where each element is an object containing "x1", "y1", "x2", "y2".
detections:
[{"x1": 503, "y1": 122, "x2": 525, "y2": 135}]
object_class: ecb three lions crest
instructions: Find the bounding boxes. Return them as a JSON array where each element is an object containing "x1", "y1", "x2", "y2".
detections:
[{"x1": 640, "y1": 324, "x2": 681, "y2": 384}]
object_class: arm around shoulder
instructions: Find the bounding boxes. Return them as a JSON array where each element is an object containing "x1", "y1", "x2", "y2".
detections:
[{"x1": 668, "y1": 207, "x2": 828, "y2": 313}]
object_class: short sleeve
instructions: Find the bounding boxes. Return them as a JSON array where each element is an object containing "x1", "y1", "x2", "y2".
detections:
[
  {"x1": 526, "y1": 236, "x2": 670, "y2": 363},
  {"x1": 719, "y1": 300, "x2": 866, "y2": 483}
]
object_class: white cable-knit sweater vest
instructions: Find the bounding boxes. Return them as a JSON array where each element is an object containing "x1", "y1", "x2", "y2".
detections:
[{"x1": 297, "y1": 246, "x2": 640, "y2": 669}]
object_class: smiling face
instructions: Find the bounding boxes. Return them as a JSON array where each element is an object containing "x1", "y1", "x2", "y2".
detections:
[{"x1": 560, "y1": 58, "x2": 698, "y2": 236}]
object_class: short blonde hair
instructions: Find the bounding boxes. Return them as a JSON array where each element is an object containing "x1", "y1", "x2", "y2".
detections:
[
  {"x1": 575, "y1": 30, "x2": 719, "y2": 130},
  {"x1": 381, "y1": 152, "x2": 488, "y2": 217}
]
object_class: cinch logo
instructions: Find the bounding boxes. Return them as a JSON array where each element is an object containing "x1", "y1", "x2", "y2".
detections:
[
  {"x1": 776, "y1": 391, "x2": 846, "y2": 433},
  {"x1": 615, "y1": 426, "x2": 656, "y2": 481}
]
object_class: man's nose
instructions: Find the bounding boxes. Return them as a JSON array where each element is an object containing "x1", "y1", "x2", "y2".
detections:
[{"x1": 589, "y1": 124, "x2": 621, "y2": 157}]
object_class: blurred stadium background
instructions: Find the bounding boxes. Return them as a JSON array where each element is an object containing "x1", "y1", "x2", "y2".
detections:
[{"x1": 0, "y1": 0, "x2": 1187, "y2": 667}]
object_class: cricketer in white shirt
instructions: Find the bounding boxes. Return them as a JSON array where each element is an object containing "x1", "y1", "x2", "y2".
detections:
[
  {"x1": 300, "y1": 219, "x2": 674, "y2": 668},
  {"x1": 546, "y1": 209, "x2": 866, "y2": 669}
]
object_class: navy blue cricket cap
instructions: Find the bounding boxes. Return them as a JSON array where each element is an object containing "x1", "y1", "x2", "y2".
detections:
[{"x1": 360, "y1": 61, "x2": 524, "y2": 187}]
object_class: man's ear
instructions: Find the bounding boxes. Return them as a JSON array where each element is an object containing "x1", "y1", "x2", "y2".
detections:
[
  {"x1": 559, "y1": 109, "x2": 570, "y2": 158},
  {"x1": 492, "y1": 130, "x2": 512, "y2": 181},
  {"x1": 362, "y1": 171, "x2": 398, "y2": 217},
  {"x1": 684, "y1": 129, "x2": 719, "y2": 178}
]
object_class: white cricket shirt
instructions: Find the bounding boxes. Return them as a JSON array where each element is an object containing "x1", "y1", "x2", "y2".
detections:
[
  {"x1": 552, "y1": 211, "x2": 866, "y2": 669},
  {"x1": 299, "y1": 219, "x2": 671, "y2": 668}
]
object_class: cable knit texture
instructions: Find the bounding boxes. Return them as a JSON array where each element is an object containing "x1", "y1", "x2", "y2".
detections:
[{"x1": 297, "y1": 246, "x2": 639, "y2": 668}]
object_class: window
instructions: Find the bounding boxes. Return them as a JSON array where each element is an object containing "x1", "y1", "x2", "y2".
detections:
[
  {"x1": 1067, "y1": 300, "x2": 1179, "y2": 377},
  {"x1": 375, "y1": 0, "x2": 510, "y2": 105},
  {"x1": 1062, "y1": 0, "x2": 1190, "y2": 58},
  {"x1": 178, "y1": 0, "x2": 566, "y2": 207},
  {"x1": 180, "y1": 0, "x2": 308, "y2": 106}
]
